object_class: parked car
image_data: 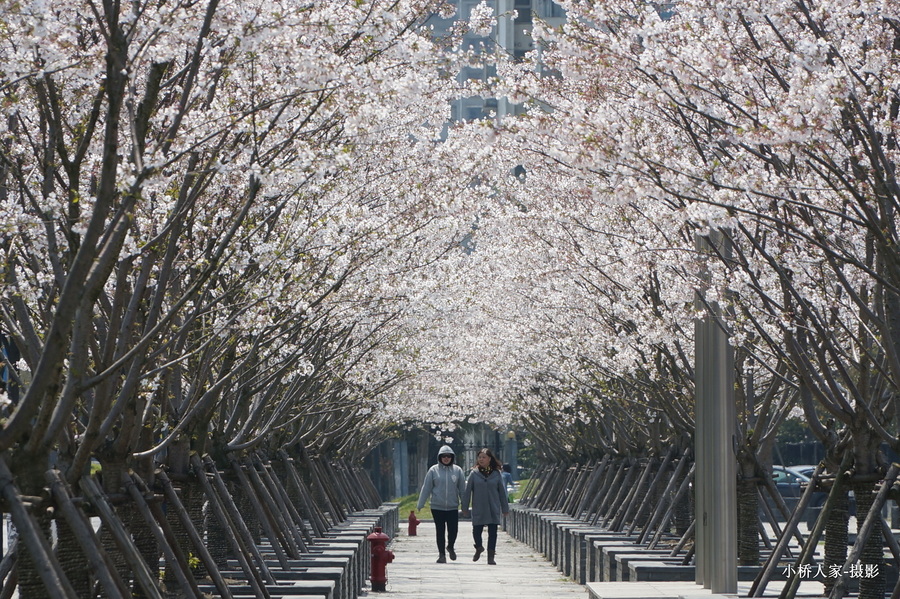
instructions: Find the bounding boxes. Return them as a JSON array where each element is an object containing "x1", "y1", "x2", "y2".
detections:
[
  {"x1": 772, "y1": 465, "x2": 810, "y2": 498},
  {"x1": 770, "y1": 465, "x2": 855, "y2": 528},
  {"x1": 789, "y1": 464, "x2": 817, "y2": 478}
]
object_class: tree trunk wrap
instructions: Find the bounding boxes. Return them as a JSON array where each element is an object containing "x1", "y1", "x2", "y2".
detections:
[
  {"x1": 737, "y1": 476, "x2": 760, "y2": 565},
  {"x1": 824, "y1": 490, "x2": 850, "y2": 596},
  {"x1": 618, "y1": 458, "x2": 656, "y2": 530},
  {"x1": 577, "y1": 457, "x2": 609, "y2": 521},
  {"x1": 191, "y1": 455, "x2": 272, "y2": 597},
  {"x1": 630, "y1": 450, "x2": 673, "y2": 532},
  {"x1": 80, "y1": 476, "x2": 164, "y2": 599},
  {"x1": 163, "y1": 479, "x2": 191, "y2": 585},
  {"x1": 254, "y1": 457, "x2": 308, "y2": 553},
  {"x1": 604, "y1": 462, "x2": 639, "y2": 528},
  {"x1": 127, "y1": 500, "x2": 159, "y2": 599},
  {"x1": 55, "y1": 513, "x2": 95, "y2": 597},
  {"x1": 592, "y1": 461, "x2": 627, "y2": 525},
  {"x1": 125, "y1": 474, "x2": 203, "y2": 599},
  {"x1": 853, "y1": 480, "x2": 885, "y2": 599},
  {"x1": 278, "y1": 451, "x2": 327, "y2": 538},
  {"x1": 649, "y1": 464, "x2": 695, "y2": 548},
  {"x1": 4, "y1": 454, "x2": 75, "y2": 599},
  {"x1": 14, "y1": 508, "x2": 58, "y2": 599},
  {"x1": 202, "y1": 456, "x2": 276, "y2": 585},
  {"x1": 157, "y1": 470, "x2": 234, "y2": 599},
  {"x1": 97, "y1": 461, "x2": 130, "y2": 594},
  {"x1": 673, "y1": 462, "x2": 693, "y2": 536},
  {"x1": 232, "y1": 474, "x2": 261, "y2": 544},
  {"x1": 639, "y1": 455, "x2": 691, "y2": 545}
]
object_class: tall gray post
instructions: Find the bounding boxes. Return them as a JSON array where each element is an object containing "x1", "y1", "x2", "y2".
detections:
[
  {"x1": 694, "y1": 231, "x2": 737, "y2": 593},
  {"x1": 393, "y1": 440, "x2": 409, "y2": 498},
  {"x1": 505, "y1": 432, "x2": 519, "y2": 481}
]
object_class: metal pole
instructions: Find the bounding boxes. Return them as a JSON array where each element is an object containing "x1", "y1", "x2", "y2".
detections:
[{"x1": 694, "y1": 231, "x2": 737, "y2": 594}]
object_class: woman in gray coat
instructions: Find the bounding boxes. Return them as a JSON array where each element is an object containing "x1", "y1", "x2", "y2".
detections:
[
  {"x1": 462, "y1": 447, "x2": 509, "y2": 564},
  {"x1": 417, "y1": 445, "x2": 466, "y2": 562}
]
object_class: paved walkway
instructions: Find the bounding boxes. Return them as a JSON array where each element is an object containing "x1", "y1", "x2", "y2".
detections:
[{"x1": 368, "y1": 517, "x2": 589, "y2": 598}]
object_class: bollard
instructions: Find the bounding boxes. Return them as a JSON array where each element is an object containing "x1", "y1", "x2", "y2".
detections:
[
  {"x1": 367, "y1": 526, "x2": 395, "y2": 592},
  {"x1": 408, "y1": 510, "x2": 421, "y2": 536}
]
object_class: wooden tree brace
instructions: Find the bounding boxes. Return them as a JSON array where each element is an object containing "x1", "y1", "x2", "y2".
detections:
[
  {"x1": 252, "y1": 455, "x2": 309, "y2": 553},
  {"x1": 829, "y1": 463, "x2": 900, "y2": 599},
  {"x1": 125, "y1": 472, "x2": 204, "y2": 598},
  {"x1": 229, "y1": 456, "x2": 290, "y2": 568},
  {"x1": 79, "y1": 475, "x2": 164, "y2": 599},
  {"x1": 189, "y1": 454, "x2": 271, "y2": 599},
  {"x1": 156, "y1": 469, "x2": 235, "y2": 599},
  {"x1": 201, "y1": 455, "x2": 277, "y2": 585},
  {"x1": 0, "y1": 460, "x2": 78, "y2": 599},
  {"x1": 277, "y1": 450, "x2": 328, "y2": 537},
  {"x1": 45, "y1": 470, "x2": 129, "y2": 599}
]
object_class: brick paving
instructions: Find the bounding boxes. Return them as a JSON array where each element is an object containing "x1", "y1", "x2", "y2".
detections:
[{"x1": 364, "y1": 515, "x2": 589, "y2": 598}]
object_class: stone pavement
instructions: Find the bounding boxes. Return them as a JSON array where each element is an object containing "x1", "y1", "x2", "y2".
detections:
[{"x1": 367, "y1": 516, "x2": 589, "y2": 598}]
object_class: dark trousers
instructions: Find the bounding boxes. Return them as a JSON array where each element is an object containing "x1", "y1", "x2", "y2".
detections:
[
  {"x1": 472, "y1": 523, "x2": 498, "y2": 552},
  {"x1": 431, "y1": 509, "x2": 459, "y2": 554}
]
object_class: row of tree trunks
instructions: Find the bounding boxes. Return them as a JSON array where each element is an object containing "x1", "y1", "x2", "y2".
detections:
[
  {"x1": 0, "y1": 448, "x2": 384, "y2": 598},
  {"x1": 750, "y1": 463, "x2": 827, "y2": 597},
  {"x1": 277, "y1": 450, "x2": 329, "y2": 538},
  {"x1": 517, "y1": 463, "x2": 549, "y2": 505},
  {"x1": 519, "y1": 449, "x2": 697, "y2": 556},
  {"x1": 0, "y1": 460, "x2": 78, "y2": 599},
  {"x1": 522, "y1": 447, "x2": 900, "y2": 593},
  {"x1": 748, "y1": 454, "x2": 900, "y2": 599},
  {"x1": 156, "y1": 470, "x2": 235, "y2": 599}
]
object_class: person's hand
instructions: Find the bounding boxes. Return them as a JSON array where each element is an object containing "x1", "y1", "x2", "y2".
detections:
[
  {"x1": 502, "y1": 513, "x2": 508, "y2": 517},
  {"x1": 462, "y1": 510, "x2": 470, "y2": 517}
]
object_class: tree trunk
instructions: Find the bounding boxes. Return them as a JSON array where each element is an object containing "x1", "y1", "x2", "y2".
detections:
[
  {"x1": 853, "y1": 480, "x2": 884, "y2": 599},
  {"x1": 673, "y1": 462, "x2": 692, "y2": 535},
  {"x1": 120, "y1": 500, "x2": 157, "y2": 599},
  {"x1": 231, "y1": 477, "x2": 259, "y2": 544},
  {"x1": 823, "y1": 488, "x2": 849, "y2": 596},
  {"x1": 55, "y1": 517, "x2": 92, "y2": 597},
  {"x1": 98, "y1": 461, "x2": 130, "y2": 597},
  {"x1": 737, "y1": 477, "x2": 760, "y2": 565},
  {"x1": 169, "y1": 478, "x2": 207, "y2": 580},
  {"x1": 204, "y1": 481, "x2": 231, "y2": 570},
  {"x1": 10, "y1": 451, "x2": 52, "y2": 599},
  {"x1": 15, "y1": 512, "x2": 50, "y2": 599}
]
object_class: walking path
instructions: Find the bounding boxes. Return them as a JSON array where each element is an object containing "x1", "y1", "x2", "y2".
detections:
[{"x1": 369, "y1": 516, "x2": 589, "y2": 598}]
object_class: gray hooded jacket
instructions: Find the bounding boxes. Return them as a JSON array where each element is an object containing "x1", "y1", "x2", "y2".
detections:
[{"x1": 416, "y1": 445, "x2": 465, "y2": 511}]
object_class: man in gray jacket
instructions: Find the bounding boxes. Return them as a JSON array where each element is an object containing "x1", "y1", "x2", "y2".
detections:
[{"x1": 417, "y1": 445, "x2": 466, "y2": 563}]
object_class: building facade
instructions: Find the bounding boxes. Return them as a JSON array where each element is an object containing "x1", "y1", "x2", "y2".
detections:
[{"x1": 426, "y1": 0, "x2": 565, "y2": 123}]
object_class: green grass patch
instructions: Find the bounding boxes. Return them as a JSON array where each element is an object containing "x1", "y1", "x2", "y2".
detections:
[
  {"x1": 509, "y1": 478, "x2": 531, "y2": 503},
  {"x1": 394, "y1": 492, "x2": 429, "y2": 521},
  {"x1": 393, "y1": 478, "x2": 533, "y2": 520}
]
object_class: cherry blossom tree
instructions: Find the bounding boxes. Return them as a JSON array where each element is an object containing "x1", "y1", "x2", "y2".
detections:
[
  {"x1": 0, "y1": 0, "x2": 484, "y2": 593},
  {"x1": 452, "y1": 0, "x2": 900, "y2": 591}
]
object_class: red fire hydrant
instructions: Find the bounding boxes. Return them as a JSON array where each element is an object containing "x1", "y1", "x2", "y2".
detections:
[
  {"x1": 408, "y1": 510, "x2": 421, "y2": 536},
  {"x1": 367, "y1": 526, "x2": 394, "y2": 592}
]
